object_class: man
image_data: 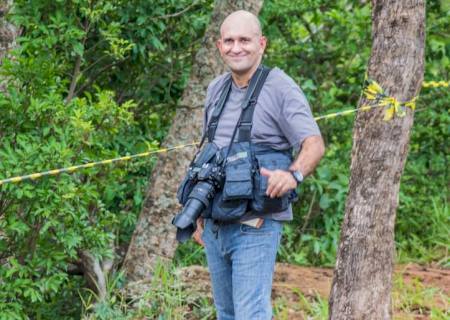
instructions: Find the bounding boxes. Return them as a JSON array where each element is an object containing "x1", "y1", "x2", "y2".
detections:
[{"x1": 193, "y1": 10, "x2": 325, "y2": 320}]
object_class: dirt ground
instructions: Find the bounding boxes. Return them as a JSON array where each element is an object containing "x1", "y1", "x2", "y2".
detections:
[{"x1": 179, "y1": 263, "x2": 449, "y2": 319}]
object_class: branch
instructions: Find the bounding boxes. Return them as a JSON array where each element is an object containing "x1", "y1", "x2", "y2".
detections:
[
  {"x1": 66, "y1": 55, "x2": 82, "y2": 104},
  {"x1": 73, "y1": 59, "x2": 126, "y2": 96},
  {"x1": 78, "y1": 246, "x2": 114, "y2": 300},
  {"x1": 66, "y1": 19, "x2": 91, "y2": 104},
  {"x1": 298, "y1": 189, "x2": 318, "y2": 236},
  {"x1": 155, "y1": 1, "x2": 199, "y2": 19},
  {"x1": 80, "y1": 55, "x2": 109, "y2": 76}
]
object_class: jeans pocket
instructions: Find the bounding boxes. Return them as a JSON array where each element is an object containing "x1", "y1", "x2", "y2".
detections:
[{"x1": 239, "y1": 219, "x2": 281, "y2": 236}]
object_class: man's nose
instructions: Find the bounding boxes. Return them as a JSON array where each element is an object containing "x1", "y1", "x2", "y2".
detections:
[{"x1": 230, "y1": 41, "x2": 242, "y2": 54}]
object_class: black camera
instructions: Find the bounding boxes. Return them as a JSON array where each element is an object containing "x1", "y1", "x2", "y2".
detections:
[{"x1": 172, "y1": 151, "x2": 224, "y2": 242}]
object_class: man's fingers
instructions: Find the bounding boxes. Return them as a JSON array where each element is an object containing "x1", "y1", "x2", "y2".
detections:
[
  {"x1": 270, "y1": 181, "x2": 285, "y2": 198},
  {"x1": 193, "y1": 229, "x2": 204, "y2": 246},
  {"x1": 265, "y1": 172, "x2": 278, "y2": 196},
  {"x1": 196, "y1": 217, "x2": 204, "y2": 230},
  {"x1": 265, "y1": 176, "x2": 276, "y2": 196},
  {"x1": 265, "y1": 170, "x2": 297, "y2": 197},
  {"x1": 192, "y1": 217, "x2": 204, "y2": 246},
  {"x1": 260, "y1": 167, "x2": 273, "y2": 177}
]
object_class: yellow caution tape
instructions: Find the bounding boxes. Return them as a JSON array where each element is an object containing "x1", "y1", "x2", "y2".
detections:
[
  {"x1": 0, "y1": 143, "x2": 199, "y2": 186},
  {"x1": 0, "y1": 78, "x2": 446, "y2": 186},
  {"x1": 313, "y1": 105, "x2": 378, "y2": 121},
  {"x1": 422, "y1": 81, "x2": 449, "y2": 88},
  {"x1": 361, "y1": 79, "x2": 417, "y2": 121}
]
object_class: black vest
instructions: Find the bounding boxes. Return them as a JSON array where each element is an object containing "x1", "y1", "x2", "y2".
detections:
[{"x1": 205, "y1": 66, "x2": 296, "y2": 221}]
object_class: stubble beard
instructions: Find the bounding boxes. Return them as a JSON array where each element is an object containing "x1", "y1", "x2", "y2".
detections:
[{"x1": 225, "y1": 56, "x2": 260, "y2": 77}]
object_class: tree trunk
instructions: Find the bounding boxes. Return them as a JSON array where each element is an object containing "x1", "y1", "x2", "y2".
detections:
[
  {"x1": 0, "y1": 0, "x2": 17, "y2": 91},
  {"x1": 77, "y1": 249, "x2": 114, "y2": 300},
  {"x1": 0, "y1": 0, "x2": 16, "y2": 59},
  {"x1": 123, "y1": 0, "x2": 264, "y2": 282},
  {"x1": 329, "y1": 1, "x2": 425, "y2": 319}
]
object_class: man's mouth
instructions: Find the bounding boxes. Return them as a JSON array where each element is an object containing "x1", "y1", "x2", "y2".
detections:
[{"x1": 229, "y1": 55, "x2": 247, "y2": 60}]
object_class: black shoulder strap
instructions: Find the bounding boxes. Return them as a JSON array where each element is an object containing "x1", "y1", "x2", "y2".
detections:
[
  {"x1": 237, "y1": 66, "x2": 271, "y2": 142},
  {"x1": 207, "y1": 76, "x2": 232, "y2": 142},
  {"x1": 206, "y1": 66, "x2": 271, "y2": 145}
]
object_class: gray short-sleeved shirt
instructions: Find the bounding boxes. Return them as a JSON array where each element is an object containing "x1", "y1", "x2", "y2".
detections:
[{"x1": 203, "y1": 67, "x2": 321, "y2": 221}]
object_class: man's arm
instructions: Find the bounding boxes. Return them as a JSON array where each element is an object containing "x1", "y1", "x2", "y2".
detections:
[
  {"x1": 261, "y1": 135, "x2": 325, "y2": 198},
  {"x1": 289, "y1": 135, "x2": 325, "y2": 176}
]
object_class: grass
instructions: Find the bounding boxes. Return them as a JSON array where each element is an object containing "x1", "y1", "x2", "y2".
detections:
[
  {"x1": 80, "y1": 261, "x2": 215, "y2": 320},
  {"x1": 272, "y1": 274, "x2": 448, "y2": 320},
  {"x1": 273, "y1": 290, "x2": 328, "y2": 320},
  {"x1": 392, "y1": 275, "x2": 449, "y2": 320},
  {"x1": 78, "y1": 264, "x2": 449, "y2": 320},
  {"x1": 397, "y1": 198, "x2": 449, "y2": 267}
]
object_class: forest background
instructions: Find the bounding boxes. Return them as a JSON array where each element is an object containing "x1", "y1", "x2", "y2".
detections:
[{"x1": 0, "y1": 0, "x2": 448, "y2": 319}]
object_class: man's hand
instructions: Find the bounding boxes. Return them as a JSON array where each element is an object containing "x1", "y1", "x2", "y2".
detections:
[
  {"x1": 192, "y1": 217, "x2": 205, "y2": 246},
  {"x1": 260, "y1": 167, "x2": 297, "y2": 198}
]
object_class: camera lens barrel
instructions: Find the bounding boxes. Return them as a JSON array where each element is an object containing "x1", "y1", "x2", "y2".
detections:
[{"x1": 172, "y1": 181, "x2": 216, "y2": 242}]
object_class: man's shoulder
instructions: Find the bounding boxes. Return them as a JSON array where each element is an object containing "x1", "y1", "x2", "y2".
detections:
[
  {"x1": 205, "y1": 72, "x2": 231, "y2": 106},
  {"x1": 208, "y1": 72, "x2": 231, "y2": 92},
  {"x1": 266, "y1": 67, "x2": 298, "y2": 89}
]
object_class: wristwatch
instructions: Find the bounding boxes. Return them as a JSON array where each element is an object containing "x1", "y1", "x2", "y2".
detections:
[{"x1": 290, "y1": 169, "x2": 304, "y2": 185}]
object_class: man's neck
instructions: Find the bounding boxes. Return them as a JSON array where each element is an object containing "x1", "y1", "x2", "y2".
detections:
[{"x1": 231, "y1": 63, "x2": 260, "y2": 88}]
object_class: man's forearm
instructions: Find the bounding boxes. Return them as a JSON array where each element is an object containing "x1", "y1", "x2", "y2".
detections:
[{"x1": 289, "y1": 135, "x2": 325, "y2": 177}]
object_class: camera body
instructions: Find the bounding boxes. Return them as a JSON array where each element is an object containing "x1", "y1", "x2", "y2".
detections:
[
  {"x1": 172, "y1": 142, "x2": 297, "y2": 242},
  {"x1": 172, "y1": 143, "x2": 224, "y2": 242}
]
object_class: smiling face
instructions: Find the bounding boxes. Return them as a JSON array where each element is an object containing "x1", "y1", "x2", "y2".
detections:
[{"x1": 217, "y1": 11, "x2": 267, "y2": 79}]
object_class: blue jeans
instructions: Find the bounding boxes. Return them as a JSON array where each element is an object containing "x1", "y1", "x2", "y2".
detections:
[{"x1": 202, "y1": 218, "x2": 283, "y2": 320}]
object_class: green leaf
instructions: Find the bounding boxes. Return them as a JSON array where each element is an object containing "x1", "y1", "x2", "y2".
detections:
[{"x1": 319, "y1": 194, "x2": 331, "y2": 210}]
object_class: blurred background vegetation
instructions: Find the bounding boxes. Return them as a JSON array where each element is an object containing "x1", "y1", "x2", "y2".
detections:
[{"x1": 0, "y1": 0, "x2": 448, "y2": 318}]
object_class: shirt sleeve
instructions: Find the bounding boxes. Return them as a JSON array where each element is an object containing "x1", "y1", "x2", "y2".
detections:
[{"x1": 278, "y1": 85, "x2": 321, "y2": 149}]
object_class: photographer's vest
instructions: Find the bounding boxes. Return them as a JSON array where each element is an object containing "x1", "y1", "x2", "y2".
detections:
[{"x1": 204, "y1": 66, "x2": 296, "y2": 221}]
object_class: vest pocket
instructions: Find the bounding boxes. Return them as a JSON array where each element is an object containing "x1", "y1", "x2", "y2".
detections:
[
  {"x1": 222, "y1": 162, "x2": 253, "y2": 201},
  {"x1": 252, "y1": 153, "x2": 292, "y2": 213},
  {"x1": 212, "y1": 192, "x2": 248, "y2": 221}
]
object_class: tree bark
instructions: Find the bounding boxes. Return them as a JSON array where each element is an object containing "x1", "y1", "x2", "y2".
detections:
[
  {"x1": 0, "y1": 0, "x2": 16, "y2": 60},
  {"x1": 0, "y1": 0, "x2": 17, "y2": 92},
  {"x1": 329, "y1": 1, "x2": 425, "y2": 319},
  {"x1": 123, "y1": 0, "x2": 264, "y2": 282},
  {"x1": 77, "y1": 249, "x2": 114, "y2": 300}
]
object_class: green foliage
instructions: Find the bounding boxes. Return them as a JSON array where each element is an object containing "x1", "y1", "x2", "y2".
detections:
[
  {"x1": 0, "y1": 0, "x2": 212, "y2": 318},
  {"x1": 79, "y1": 261, "x2": 215, "y2": 320},
  {"x1": 260, "y1": 0, "x2": 370, "y2": 266},
  {"x1": 260, "y1": 0, "x2": 450, "y2": 266},
  {"x1": 0, "y1": 0, "x2": 448, "y2": 318}
]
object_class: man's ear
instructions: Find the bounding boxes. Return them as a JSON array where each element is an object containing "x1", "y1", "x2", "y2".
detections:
[
  {"x1": 259, "y1": 36, "x2": 267, "y2": 51},
  {"x1": 216, "y1": 39, "x2": 222, "y2": 50}
]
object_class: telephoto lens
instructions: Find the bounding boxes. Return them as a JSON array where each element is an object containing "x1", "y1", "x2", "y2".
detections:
[{"x1": 172, "y1": 181, "x2": 216, "y2": 242}]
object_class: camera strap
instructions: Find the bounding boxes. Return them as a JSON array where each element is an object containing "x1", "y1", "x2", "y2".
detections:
[
  {"x1": 206, "y1": 65, "x2": 271, "y2": 145},
  {"x1": 237, "y1": 66, "x2": 271, "y2": 142},
  {"x1": 221, "y1": 65, "x2": 271, "y2": 166},
  {"x1": 206, "y1": 76, "x2": 232, "y2": 143}
]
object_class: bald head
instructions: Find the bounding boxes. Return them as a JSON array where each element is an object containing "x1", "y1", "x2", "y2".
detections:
[
  {"x1": 220, "y1": 10, "x2": 262, "y2": 37},
  {"x1": 216, "y1": 10, "x2": 266, "y2": 82}
]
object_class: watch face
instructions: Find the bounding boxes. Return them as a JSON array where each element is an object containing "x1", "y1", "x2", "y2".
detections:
[{"x1": 292, "y1": 171, "x2": 303, "y2": 183}]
